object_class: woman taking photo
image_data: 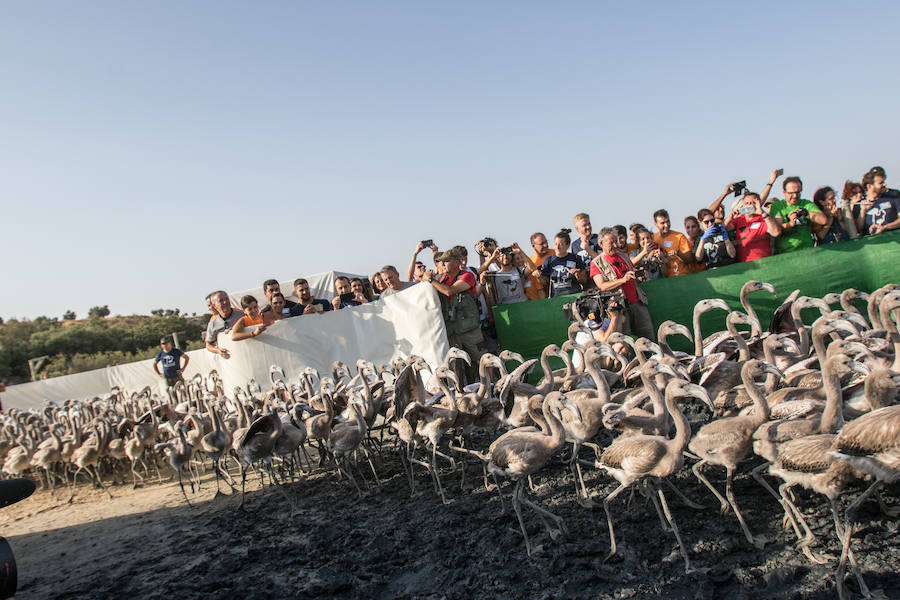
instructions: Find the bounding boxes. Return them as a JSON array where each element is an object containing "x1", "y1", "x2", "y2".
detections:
[
  {"x1": 539, "y1": 228, "x2": 588, "y2": 298},
  {"x1": 813, "y1": 186, "x2": 851, "y2": 244}
]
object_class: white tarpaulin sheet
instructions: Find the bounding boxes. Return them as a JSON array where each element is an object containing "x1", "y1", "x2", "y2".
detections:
[{"x1": 3, "y1": 284, "x2": 449, "y2": 411}]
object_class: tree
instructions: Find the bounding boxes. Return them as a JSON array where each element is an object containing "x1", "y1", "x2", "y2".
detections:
[
  {"x1": 63, "y1": 310, "x2": 76, "y2": 321},
  {"x1": 88, "y1": 305, "x2": 110, "y2": 319}
]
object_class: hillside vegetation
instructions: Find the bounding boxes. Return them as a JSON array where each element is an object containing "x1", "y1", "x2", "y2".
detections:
[{"x1": 0, "y1": 310, "x2": 208, "y2": 385}]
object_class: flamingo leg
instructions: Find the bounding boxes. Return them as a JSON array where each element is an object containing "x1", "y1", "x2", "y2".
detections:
[
  {"x1": 691, "y1": 459, "x2": 729, "y2": 513},
  {"x1": 725, "y1": 467, "x2": 764, "y2": 549},
  {"x1": 511, "y1": 479, "x2": 535, "y2": 556},
  {"x1": 602, "y1": 482, "x2": 630, "y2": 561},
  {"x1": 177, "y1": 469, "x2": 192, "y2": 508},
  {"x1": 431, "y1": 444, "x2": 451, "y2": 505},
  {"x1": 838, "y1": 481, "x2": 884, "y2": 600},
  {"x1": 751, "y1": 463, "x2": 803, "y2": 539},
  {"x1": 656, "y1": 481, "x2": 692, "y2": 573}
]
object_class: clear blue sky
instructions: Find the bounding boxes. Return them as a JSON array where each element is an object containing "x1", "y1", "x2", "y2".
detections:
[{"x1": 2, "y1": 2, "x2": 896, "y2": 320}]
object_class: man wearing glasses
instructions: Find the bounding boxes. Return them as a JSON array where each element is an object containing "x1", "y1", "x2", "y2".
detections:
[{"x1": 762, "y1": 173, "x2": 826, "y2": 253}]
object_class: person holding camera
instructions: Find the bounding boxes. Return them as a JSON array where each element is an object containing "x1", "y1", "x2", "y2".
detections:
[
  {"x1": 481, "y1": 243, "x2": 538, "y2": 305},
  {"x1": 475, "y1": 237, "x2": 501, "y2": 276},
  {"x1": 695, "y1": 208, "x2": 736, "y2": 268},
  {"x1": 812, "y1": 186, "x2": 852, "y2": 245},
  {"x1": 724, "y1": 191, "x2": 782, "y2": 262},
  {"x1": 651, "y1": 209, "x2": 695, "y2": 277},
  {"x1": 629, "y1": 228, "x2": 664, "y2": 281},
  {"x1": 540, "y1": 229, "x2": 589, "y2": 298},
  {"x1": 408, "y1": 240, "x2": 438, "y2": 281},
  {"x1": 293, "y1": 278, "x2": 333, "y2": 315},
  {"x1": 425, "y1": 248, "x2": 484, "y2": 383},
  {"x1": 590, "y1": 228, "x2": 655, "y2": 341},
  {"x1": 332, "y1": 276, "x2": 367, "y2": 310},
  {"x1": 762, "y1": 173, "x2": 826, "y2": 253}
]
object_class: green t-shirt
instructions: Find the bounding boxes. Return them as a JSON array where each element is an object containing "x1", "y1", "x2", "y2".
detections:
[{"x1": 768, "y1": 198, "x2": 821, "y2": 253}]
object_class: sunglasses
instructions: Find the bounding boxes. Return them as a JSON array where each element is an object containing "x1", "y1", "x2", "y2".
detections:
[{"x1": 702, "y1": 220, "x2": 715, "y2": 225}]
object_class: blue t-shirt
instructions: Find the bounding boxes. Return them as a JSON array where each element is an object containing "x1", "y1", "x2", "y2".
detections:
[
  {"x1": 155, "y1": 348, "x2": 185, "y2": 378},
  {"x1": 540, "y1": 253, "x2": 586, "y2": 298},
  {"x1": 862, "y1": 193, "x2": 900, "y2": 235},
  {"x1": 570, "y1": 234, "x2": 599, "y2": 264}
]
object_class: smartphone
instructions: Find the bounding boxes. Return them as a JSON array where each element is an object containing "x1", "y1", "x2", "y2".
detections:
[
  {"x1": 421, "y1": 239, "x2": 433, "y2": 248},
  {"x1": 738, "y1": 205, "x2": 755, "y2": 215},
  {"x1": 339, "y1": 292, "x2": 355, "y2": 302},
  {"x1": 314, "y1": 304, "x2": 324, "y2": 313}
]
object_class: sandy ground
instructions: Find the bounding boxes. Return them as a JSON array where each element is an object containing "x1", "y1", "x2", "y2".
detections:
[{"x1": 2, "y1": 437, "x2": 899, "y2": 600}]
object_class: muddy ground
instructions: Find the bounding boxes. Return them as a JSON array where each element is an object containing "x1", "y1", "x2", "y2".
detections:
[{"x1": 2, "y1": 433, "x2": 899, "y2": 600}]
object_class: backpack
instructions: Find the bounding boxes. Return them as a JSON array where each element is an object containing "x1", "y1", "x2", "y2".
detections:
[{"x1": 442, "y1": 273, "x2": 481, "y2": 335}]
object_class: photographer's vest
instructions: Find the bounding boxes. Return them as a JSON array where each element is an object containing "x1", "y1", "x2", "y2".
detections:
[
  {"x1": 440, "y1": 272, "x2": 481, "y2": 336},
  {"x1": 590, "y1": 253, "x2": 648, "y2": 306}
]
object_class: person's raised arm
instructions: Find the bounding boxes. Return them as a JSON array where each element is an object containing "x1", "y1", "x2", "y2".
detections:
[
  {"x1": 231, "y1": 318, "x2": 266, "y2": 341},
  {"x1": 709, "y1": 182, "x2": 735, "y2": 213},
  {"x1": 477, "y1": 248, "x2": 501, "y2": 276},
  {"x1": 407, "y1": 241, "x2": 427, "y2": 281},
  {"x1": 840, "y1": 198, "x2": 860, "y2": 239},
  {"x1": 513, "y1": 243, "x2": 537, "y2": 274},
  {"x1": 759, "y1": 169, "x2": 782, "y2": 205}
]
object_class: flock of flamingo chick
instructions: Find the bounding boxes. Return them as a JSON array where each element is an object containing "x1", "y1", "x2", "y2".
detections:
[{"x1": 2, "y1": 281, "x2": 899, "y2": 599}]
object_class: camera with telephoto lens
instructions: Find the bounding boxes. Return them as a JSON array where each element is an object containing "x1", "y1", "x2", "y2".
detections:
[
  {"x1": 633, "y1": 267, "x2": 646, "y2": 279},
  {"x1": 732, "y1": 180, "x2": 747, "y2": 197},
  {"x1": 562, "y1": 289, "x2": 619, "y2": 324}
]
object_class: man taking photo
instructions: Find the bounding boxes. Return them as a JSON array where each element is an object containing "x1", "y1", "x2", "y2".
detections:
[
  {"x1": 590, "y1": 228, "x2": 654, "y2": 341},
  {"x1": 425, "y1": 248, "x2": 483, "y2": 383}
]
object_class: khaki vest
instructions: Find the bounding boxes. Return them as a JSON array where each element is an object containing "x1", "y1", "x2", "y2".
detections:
[{"x1": 590, "y1": 253, "x2": 648, "y2": 305}]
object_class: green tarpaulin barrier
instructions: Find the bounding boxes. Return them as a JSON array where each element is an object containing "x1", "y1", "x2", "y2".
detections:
[{"x1": 493, "y1": 230, "x2": 900, "y2": 361}]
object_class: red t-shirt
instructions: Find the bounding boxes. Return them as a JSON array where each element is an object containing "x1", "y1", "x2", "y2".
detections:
[
  {"x1": 591, "y1": 254, "x2": 639, "y2": 304},
  {"x1": 439, "y1": 269, "x2": 478, "y2": 297},
  {"x1": 732, "y1": 214, "x2": 772, "y2": 262}
]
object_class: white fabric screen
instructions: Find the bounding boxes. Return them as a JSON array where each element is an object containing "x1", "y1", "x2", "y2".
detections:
[{"x1": 3, "y1": 284, "x2": 449, "y2": 411}]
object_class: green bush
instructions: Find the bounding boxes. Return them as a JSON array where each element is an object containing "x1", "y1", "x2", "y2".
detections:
[{"x1": 0, "y1": 312, "x2": 210, "y2": 384}]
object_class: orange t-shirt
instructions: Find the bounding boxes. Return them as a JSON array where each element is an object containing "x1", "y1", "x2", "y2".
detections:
[
  {"x1": 529, "y1": 250, "x2": 555, "y2": 295},
  {"x1": 653, "y1": 231, "x2": 693, "y2": 277},
  {"x1": 523, "y1": 269, "x2": 546, "y2": 300},
  {"x1": 238, "y1": 314, "x2": 264, "y2": 328}
]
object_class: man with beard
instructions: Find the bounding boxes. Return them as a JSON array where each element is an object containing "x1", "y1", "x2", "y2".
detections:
[
  {"x1": 855, "y1": 166, "x2": 900, "y2": 236},
  {"x1": 260, "y1": 279, "x2": 298, "y2": 314},
  {"x1": 652, "y1": 209, "x2": 695, "y2": 277},
  {"x1": 293, "y1": 278, "x2": 332, "y2": 315},
  {"x1": 765, "y1": 175, "x2": 826, "y2": 253}
]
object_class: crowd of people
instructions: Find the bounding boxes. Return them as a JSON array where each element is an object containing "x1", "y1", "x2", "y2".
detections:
[{"x1": 189, "y1": 165, "x2": 898, "y2": 386}]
